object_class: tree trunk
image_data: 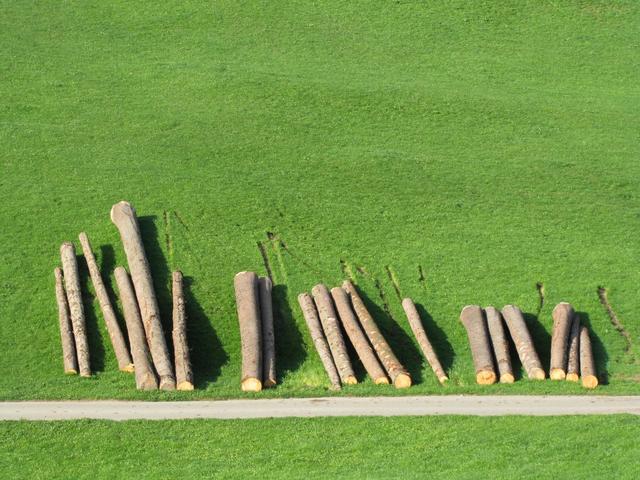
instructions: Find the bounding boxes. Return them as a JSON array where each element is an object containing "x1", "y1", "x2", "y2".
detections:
[
  {"x1": 580, "y1": 325, "x2": 598, "y2": 389},
  {"x1": 312, "y1": 284, "x2": 356, "y2": 385},
  {"x1": 484, "y1": 306, "x2": 514, "y2": 383},
  {"x1": 298, "y1": 293, "x2": 341, "y2": 390},
  {"x1": 54, "y1": 267, "x2": 78, "y2": 375},
  {"x1": 459, "y1": 305, "x2": 496, "y2": 385},
  {"x1": 332, "y1": 287, "x2": 389, "y2": 385},
  {"x1": 566, "y1": 313, "x2": 581, "y2": 382},
  {"x1": 550, "y1": 302, "x2": 574, "y2": 380},
  {"x1": 501, "y1": 305, "x2": 545, "y2": 380},
  {"x1": 401, "y1": 298, "x2": 448, "y2": 384},
  {"x1": 111, "y1": 201, "x2": 175, "y2": 390},
  {"x1": 342, "y1": 281, "x2": 411, "y2": 388},
  {"x1": 114, "y1": 267, "x2": 158, "y2": 390},
  {"x1": 79, "y1": 232, "x2": 133, "y2": 373},
  {"x1": 172, "y1": 271, "x2": 193, "y2": 391},
  {"x1": 60, "y1": 242, "x2": 91, "y2": 377},
  {"x1": 234, "y1": 271, "x2": 262, "y2": 392},
  {"x1": 258, "y1": 276, "x2": 276, "y2": 388}
]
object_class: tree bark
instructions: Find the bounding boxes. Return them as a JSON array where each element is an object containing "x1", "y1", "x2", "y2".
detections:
[
  {"x1": 110, "y1": 201, "x2": 175, "y2": 390},
  {"x1": 172, "y1": 271, "x2": 193, "y2": 391},
  {"x1": 484, "y1": 306, "x2": 514, "y2": 383},
  {"x1": 234, "y1": 271, "x2": 262, "y2": 392},
  {"x1": 312, "y1": 284, "x2": 356, "y2": 385},
  {"x1": 60, "y1": 242, "x2": 91, "y2": 377},
  {"x1": 332, "y1": 287, "x2": 389, "y2": 385},
  {"x1": 459, "y1": 305, "x2": 496, "y2": 385},
  {"x1": 79, "y1": 232, "x2": 133, "y2": 373},
  {"x1": 298, "y1": 293, "x2": 341, "y2": 390},
  {"x1": 114, "y1": 267, "x2": 157, "y2": 390},
  {"x1": 54, "y1": 267, "x2": 78, "y2": 375},
  {"x1": 566, "y1": 313, "x2": 581, "y2": 382},
  {"x1": 580, "y1": 325, "x2": 598, "y2": 389},
  {"x1": 550, "y1": 302, "x2": 574, "y2": 380},
  {"x1": 501, "y1": 305, "x2": 545, "y2": 380},
  {"x1": 258, "y1": 276, "x2": 276, "y2": 388},
  {"x1": 402, "y1": 298, "x2": 448, "y2": 384},
  {"x1": 342, "y1": 281, "x2": 411, "y2": 388}
]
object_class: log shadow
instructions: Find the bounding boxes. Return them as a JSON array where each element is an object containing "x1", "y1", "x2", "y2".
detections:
[
  {"x1": 577, "y1": 311, "x2": 609, "y2": 385},
  {"x1": 414, "y1": 303, "x2": 455, "y2": 373},
  {"x1": 523, "y1": 311, "x2": 551, "y2": 375},
  {"x1": 99, "y1": 244, "x2": 129, "y2": 340},
  {"x1": 77, "y1": 254, "x2": 105, "y2": 372},
  {"x1": 273, "y1": 284, "x2": 306, "y2": 382}
]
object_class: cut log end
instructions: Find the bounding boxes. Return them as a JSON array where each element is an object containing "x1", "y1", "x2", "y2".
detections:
[
  {"x1": 566, "y1": 373, "x2": 580, "y2": 382},
  {"x1": 393, "y1": 373, "x2": 412, "y2": 389},
  {"x1": 64, "y1": 369, "x2": 78, "y2": 376},
  {"x1": 530, "y1": 368, "x2": 546, "y2": 380},
  {"x1": 582, "y1": 375, "x2": 598, "y2": 389},
  {"x1": 241, "y1": 378, "x2": 263, "y2": 392},
  {"x1": 343, "y1": 376, "x2": 358, "y2": 385},
  {"x1": 263, "y1": 378, "x2": 277, "y2": 388},
  {"x1": 139, "y1": 374, "x2": 159, "y2": 391},
  {"x1": 499, "y1": 373, "x2": 515, "y2": 384},
  {"x1": 476, "y1": 370, "x2": 497, "y2": 385},
  {"x1": 159, "y1": 376, "x2": 177, "y2": 391},
  {"x1": 374, "y1": 377, "x2": 390, "y2": 385},
  {"x1": 121, "y1": 363, "x2": 135, "y2": 373},
  {"x1": 438, "y1": 375, "x2": 449, "y2": 384},
  {"x1": 550, "y1": 368, "x2": 566, "y2": 380},
  {"x1": 177, "y1": 381, "x2": 195, "y2": 391},
  {"x1": 80, "y1": 371, "x2": 92, "y2": 378}
]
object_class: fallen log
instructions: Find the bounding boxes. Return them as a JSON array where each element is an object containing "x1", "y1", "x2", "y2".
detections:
[
  {"x1": 114, "y1": 267, "x2": 158, "y2": 390},
  {"x1": 342, "y1": 281, "x2": 411, "y2": 388},
  {"x1": 501, "y1": 305, "x2": 545, "y2": 380},
  {"x1": 484, "y1": 306, "x2": 514, "y2": 384},
  {"x1": 111, "y1": 201, "x2": 175, "y2": 390},
  {"x1": 54, "y1": 267, "x2": 78, "y2": 375},
  {"x1": 401, "y1": 298, "x2": 448, "y2": 384},
  {"x1": 459, "y1": 305, "x2": 496, "y2": 385},
  {"x1": 258, "y1": 276, "x2": 276, "y2": 388},
  {"x1": 550, "y1": 302, "x2": 574, "y2": 380},
  {"x1": 79, "y1": 232, "x2": 133, "y2": 373},
  {"x1": 172, "y1": 271, "x2": 193, "y2": 391},
  {"x1": 234, "y1": 271, "x2": 262, "y2": 392},
  {"x1": 566, "y1": 313, "x2": 581, "y2": 382},
  {"x1": 580, "y1": 325, "x2": 598, "y2": 389}
]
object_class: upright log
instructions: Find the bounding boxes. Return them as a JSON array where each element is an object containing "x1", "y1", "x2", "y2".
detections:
[
  {"x1": 114, "y1": 267, "x2": 157, "y2": 390},
  {"x1": 566, "y1": 313, "x2": 581, "y2": 382},
  {"x1": 110, "y1": 201, "x2": 175, "y2": 390},
  {"x1": 312, "y1": 284, "x2": 356, "y2": 385},
  {"x1": 298, "y1": 293, "x2": 341, "y2": 390},
  {"x1": 580, "y1": 325, "x2": 598, "y2": 389},
  {"x1": 258, "y1": 276, "x2": 276, "y2": 388},
  {"x1": 79, "y1": 232, "x2": 133, "y2": 373},
  {"x1": 332, "y1": 287, "x2": 389, "y2": 385},
  {"x1": 54, "y1": 267, "x2": 78, "y2": 375},
  {"x1": 501, "y1": 305, "x2": 545, "y2": 380},
  {"x1": 234, "y1": 271, "x2": 262, "y2": 392},
  {"x1": 343, "y1": 281, "x2": 411, "y2": 388},
  {"x1": 60, "y1": 242, "x2": 91, "y2": 377},
  {"x1": 402, "y1": 298, "x2": 448, "y2": 384},
  {"x1": 172, "y1": 271, "x2": 193, "y2": 391},
  {"x1": 550, "y1": 302, "x2": 574, "y2": 380},
  {"x1": 459, "y1": 305, "x2": 496, "y2": 385},
  {"x1": 485, "y1": 306, "x2": 514, "y2": 384}
]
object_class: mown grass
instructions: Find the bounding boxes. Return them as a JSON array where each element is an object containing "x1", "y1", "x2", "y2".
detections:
[{"x1": 1, "y1": 1, "x2": 639, "y2": 399}]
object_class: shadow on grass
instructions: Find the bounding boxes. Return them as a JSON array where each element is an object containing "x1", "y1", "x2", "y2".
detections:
[
  {"x1": 414, "y1": 303, "x2": 455, "y2": 374},
  {"x1": 523, "y1": 311, "x2": 551, "y2": 375},
  {"x1": 77, "y1": 254, "x2": 105, "y2": 373},
  {"x1": 577, "y1": 311, "x2": 609, "y2": 385},
  {"x1": 273, "y1": 284, "x2": 306, "y2": 382},
  {"x1": 98, "y1": 244, "x2": 129, "y2": 340}
]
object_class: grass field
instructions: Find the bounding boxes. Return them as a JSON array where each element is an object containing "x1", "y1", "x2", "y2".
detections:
[{"x1": 1, "y1": 1, "x2": 639, "y2": 400}]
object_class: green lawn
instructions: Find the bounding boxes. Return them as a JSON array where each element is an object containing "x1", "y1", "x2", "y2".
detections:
[{"x1": 1, "y1": 1, "x2": 639, "y2": 399}]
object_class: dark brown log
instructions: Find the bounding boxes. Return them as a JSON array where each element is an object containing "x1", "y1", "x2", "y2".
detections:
[
  {"x1": 402, "y1": 298, "x2": 448, "y2": 384},
  {"x1": 459, "y1": 305, "x2": 496, "y2": 385},
  {"x1": 54, "y1": 267, "x2": 78, "y2": 375},
  {"x1": 79, "y1": 232, "x2": 133, "y2": 373},
  {"x1": 566, "y1": 313, "x2": 581, "y2": 382},
  {"x1": 342, "y1": 281, "x2": 411, "y2": 388},
  {"x1": 332, "y1": 287, "x2": 389, "y2": 385},
  {"x1": 298, "y1": 293, "x2": 341, "y2": 390},
  {"x1": 580, "y1": 325, "x2": 598, "y2": 389},
  {"x1": 110, "y1": 201, "x2": 175, "y2": 390},
  {"x1": 550, "y1": 302, "x2": 574, "y2": 380},
  {"x1": 114, "y1": 267, "x2": 157, "y2": 390},
  {"x1": 312, "y1": 284, "x2": 356, "y2": 385},
  {"x1": 501, "y1": 305, "x2": 545, "y2": 380},
  {"x1": 258, "y1": 276, "x2": 276, "y2": 388},
  {"x1": 484, "y1": 306, "x2": 514, "y2": 384},
  {"x1": 172, "y1": 271, "x2": 193, "y2": 391},
  {"x1": 60, "y1": 242, "x2": 91, "y2": 377},
  {"x1": 234, "y1": 271, "x2": 262, "y2": 392}
]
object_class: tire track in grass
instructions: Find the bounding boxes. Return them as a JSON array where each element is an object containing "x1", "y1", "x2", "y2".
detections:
[{"x1": 598, "y1": 286, "x2": 633, "y2": 354}]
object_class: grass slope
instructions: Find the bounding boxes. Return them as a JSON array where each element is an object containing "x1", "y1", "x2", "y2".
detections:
[{"x1": 1, "y1": 1, "x2": 639, "y2": 399}]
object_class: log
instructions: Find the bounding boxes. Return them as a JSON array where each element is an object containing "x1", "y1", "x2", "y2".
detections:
[
  {"x1": 312, "y1": 284, "x2": 356, "y2": 385},
  {"x1": 298, "y1": 293, "x2": 341, "y2": 390},
  {"x1": 501, "y1": 305, "x2": 545, "y2": 380},
  {"x1": 401, "y1": 298, "x2": 448, "y2": 384},
  {"x1": 60, "y1": 242, "x2": 91, "y2": 377},
  {"x1": 234, "y1": 271, "x2": 262, "y2": 392},
  {"x1": 550, "y1": 302, "x2": 574, "y2": 380},
  {"x1": 332, "y1": 287, "x2": 389, "y2": 385},
  {"x1": 114, "y1": 267, "x2": 158, "y2": 390},
  {"x1": 459, "y1": 305, "x2": 496, "y2": 385},
  {"x1": 580, "y1": 325, "x2": 598, "y2": 389},
  {"x1": 79, "y1": 232, "x2": 133, "y2": 373},
  {"x1": 566, "y1": 313, "x2": 581, "y2": 382},
  {"x1": 343, "y1": 281, "x2": 411, "y2": 388},
  {"x1": 258, "y1": 276, "x2": 276, "y2": 388},
  {"x1": 54, "y1": 267, "x2": 78, "y2": 375},
  {"x1": 172, "y1": 271, "x2": 193, "y2": 391},
  {"x1": 484, "y1": 306, "x2": 514, "y2": 383},
  {"x1": 110, "y1": 201, "x2": 175, "y2": 390}
]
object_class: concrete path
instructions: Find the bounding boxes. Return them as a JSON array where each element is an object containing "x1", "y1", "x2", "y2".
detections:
[{"x1": 1, "y1": 395, "x2": 639, "y2": 420}]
